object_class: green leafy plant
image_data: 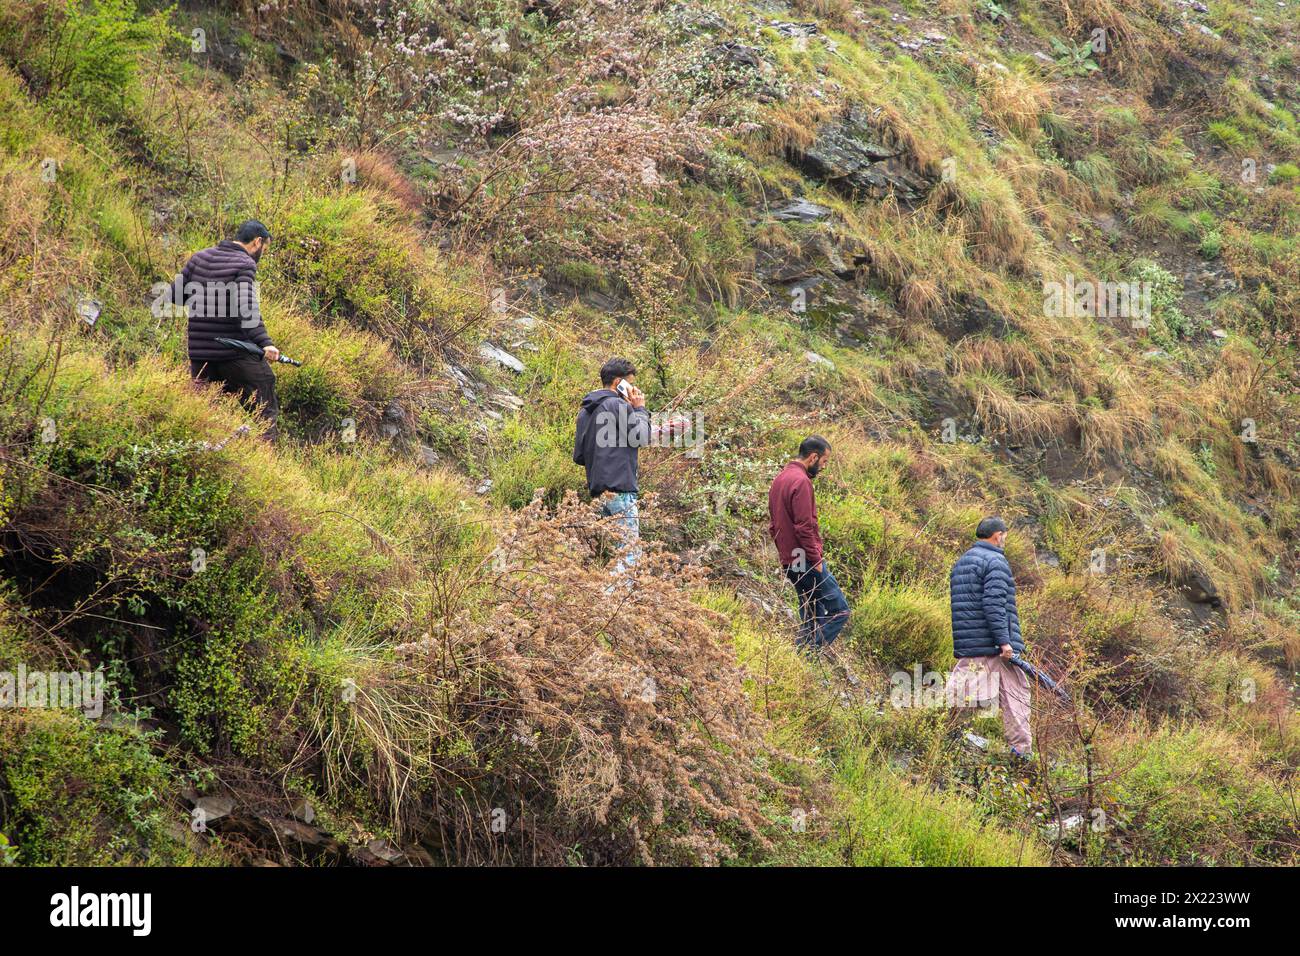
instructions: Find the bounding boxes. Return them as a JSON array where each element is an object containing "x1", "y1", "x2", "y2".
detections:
[
  {"x1": 1051, "y1": 37, "x2": 1100, "y2": 76},
  {"x1": 33, "y1": 0, "x2": 177, "y2": 124}
]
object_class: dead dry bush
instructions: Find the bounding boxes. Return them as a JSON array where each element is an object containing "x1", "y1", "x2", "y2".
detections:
[{"x1": 387, "y1": 491, "x2": 803, "y2": 865}]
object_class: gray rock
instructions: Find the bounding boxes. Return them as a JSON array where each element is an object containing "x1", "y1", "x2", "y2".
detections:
[
  {"x1": 192, "y1": 795, "x2": 235, "y2": 822},
  {"x1": 366, "y1": 838, "x2": 405, "y2": 863},
  {"x1": 1094, "y1": 213, "x2": 1121, "y2": 237},
  {"x1": 76, "y1": 297, "x2": 102, "y2": 327},
  {"x1": 491, "y1": 390, "x2": 525, "y2": 411},
  {"x1": 789, "y1": 107, "x2": 934, "y2": 205},
  {"x1": 581, "y1": 290, "x2": 621, "y2": 312},
  {"x1": 770, "y1": 20, "x2": 819, "y2": 39},
  {"x1": 933, "y1": 293, "x2": 1010, "y2": 341},
  {"x1": 257, "y1": 814, "x2": 330, "y2": 846},
  {"x1": 804, "y1": 350, "x2": 835, "y2": 370},
  {"x1": 770, "y1": 198, "x2": 832, "y2": 222},
  {"x1": 687, "y1": 11, "x2": 726, "y2": 33},
  {"x1": 478, "y1": 342, "x2": 525, "y2": 373},
  {"x1": 713, "y1": 41, "x2": 762, "y2": 70},
  {"x1": 290, "y1": 797, "x2": 316, "y2": 825},
  {"x1": 1044, "y1": 814, "x2": 1085, "y2": 841},
  {"x1": 1183, "y1": 569, "x2": 1221, "y2": 607},
  {"x1": 424, "y1": 149, "x2": 467, "y2": 169}
]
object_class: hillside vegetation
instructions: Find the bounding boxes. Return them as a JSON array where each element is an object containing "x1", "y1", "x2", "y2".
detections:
[{"x1": 0, "y1": 0, "x2": 1295, "y2": 866}]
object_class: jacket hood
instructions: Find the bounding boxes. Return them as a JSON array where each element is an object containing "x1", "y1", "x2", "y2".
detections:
[{"x1": 581, "y1": 388, "x2": 619, "y2": 411}]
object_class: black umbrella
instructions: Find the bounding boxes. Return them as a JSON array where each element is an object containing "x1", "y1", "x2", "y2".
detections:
[
  {"x1": 214, "y1": 337, "x2": 302, "y2": 366},
  {"x1": 1010, "y1": 655, "x2": 1069, "y2": 701}
]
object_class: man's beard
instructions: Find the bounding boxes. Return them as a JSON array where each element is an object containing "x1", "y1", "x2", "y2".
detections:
[
  {"x1": 250, "y1": 247, "x2": 263, "y2": 262},
  {"x1": 806, "y1": 462, "x2": 821, "y2": 479}
]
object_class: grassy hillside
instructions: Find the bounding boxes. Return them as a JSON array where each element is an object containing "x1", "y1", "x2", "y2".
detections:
[{"x1": 0, "y1": 0, "x2": 1295, "y2": 865}]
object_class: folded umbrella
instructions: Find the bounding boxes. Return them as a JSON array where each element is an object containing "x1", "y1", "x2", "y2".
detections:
[
  {"x1": 214, "y1": 337, "x2": 302, "y2": 366},
  {"x1": 1009, "y1": 654, "x2": 1069, "y2": 701}
]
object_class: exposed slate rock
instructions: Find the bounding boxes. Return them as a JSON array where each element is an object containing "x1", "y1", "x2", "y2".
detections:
[{"x1": 788, "y1": 107, "x2": 935, "y2": 205}]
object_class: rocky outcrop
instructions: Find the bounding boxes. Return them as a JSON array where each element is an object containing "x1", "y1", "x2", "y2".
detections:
[
  {"x1": 788, "y1": 107, "x2": 935, "y2": 205},
  {"x1": 933, "y1": 293, "x2": 1013, "y2": 341}
]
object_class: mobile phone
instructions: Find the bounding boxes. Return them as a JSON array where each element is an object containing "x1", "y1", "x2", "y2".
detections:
[{"x1": 616, "y1": 380, "x2": 631, "y2": 398}]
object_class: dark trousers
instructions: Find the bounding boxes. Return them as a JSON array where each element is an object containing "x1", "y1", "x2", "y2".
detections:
[
  {"x1": 785, "y1": 562, "x2": 850, "y2": 650},
  {"x1": 191, "y1": 357, "x2": 280, "y2": 439}
]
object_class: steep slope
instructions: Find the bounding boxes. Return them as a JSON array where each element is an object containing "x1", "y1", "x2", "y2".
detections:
[{"x1": 0, "y1": 0, "x2": 1294, "y2": 865}]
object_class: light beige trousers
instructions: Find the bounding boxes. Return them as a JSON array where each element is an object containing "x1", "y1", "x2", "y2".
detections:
[{"x1": 945, "y1": 656, "x2": 1032, "y2": 755}]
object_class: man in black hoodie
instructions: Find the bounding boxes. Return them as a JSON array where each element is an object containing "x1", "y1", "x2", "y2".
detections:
[
  {"x1": 573, "y1": 357, "x2": 650, "y2": 571},
  {"x1": 174, "y1": 220, "x2": 280, "y2": 439}
]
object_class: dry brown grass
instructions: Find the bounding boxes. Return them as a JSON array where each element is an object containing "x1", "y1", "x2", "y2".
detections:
[
  {"x1": 953, "y1": 336, "x2": 1042, "y2": 383},
  {"x1": 346, "y1": 150, "x2": 426, "y2": 216},
  {"x1": 1077, "y1": 402, "x2": 1144, "y2": 467},
  {"x1": 1042, "y1": 0, "x2": 1157, "y2": 81},
  {"x1": 976, "y1": 65, "x2": 1050, "y2": 140},
  {"x1": 899, "y1": 276, "x2": 944, "y2": 323},
  {"x1": 928, "y1": 178, "x2": 1039, "y2": 276},
  {"x1": 764, "y1": 98, "x2": 828, "y2": 156},
  {"x1": 962, "y1": 373, "x2": 1073, "y2": 444},
  {"x1": 345, "y1": 493, "x2": 808, "y2": 865}
]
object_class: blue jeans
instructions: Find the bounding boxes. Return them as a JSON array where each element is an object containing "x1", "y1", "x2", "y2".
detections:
[
  {"x1": 601, "y1": 492, "x2": 640, "y2": 573},
  {"x1": 785, "y1": 562, "x2": 850, "y2": 650}
]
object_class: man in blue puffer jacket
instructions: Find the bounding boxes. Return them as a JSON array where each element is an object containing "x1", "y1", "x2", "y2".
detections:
[{"x1": 946, "y1": 517, "x2": 1032, "y2": 757}]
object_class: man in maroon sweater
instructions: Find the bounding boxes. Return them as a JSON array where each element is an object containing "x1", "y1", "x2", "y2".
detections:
[{"x1": 768, "y1": 436, "x2": 850, "y2": 652}]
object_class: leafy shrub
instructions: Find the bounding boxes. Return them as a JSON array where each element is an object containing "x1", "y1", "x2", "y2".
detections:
[
  {"x1": 847, "y1": 583, "x2": 952, "y2": 670},
  {"x1": 1270, "y1": 162, "x2": 1300, "y2": 183},
  {"x1": 6, "y1": 0, "x2": 176, "y2": 125},
  {"x1": 276, "y1": 362, "x2": 351, "y2": 440},
  {"x1": 1131, "y1": 258, "x2": 1198, "y2": 343},
  {"x1": 1199, "y1": 229, "x2": 1223, "y2": 259},
  {"x1": 0, "y1": 711, "x2": 194, "y2": 864},
  {"x1": 1206, "y1": 120, "x2": 1250, "y2": 151},
  {"x1": 1101, "y1": 725, "x2": 1297, "y2": 864},
  {"x1": 795, "y1": 755, "x2": 1044, "y2": 866}
]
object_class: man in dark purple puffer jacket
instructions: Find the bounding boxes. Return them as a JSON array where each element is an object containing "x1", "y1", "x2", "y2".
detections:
[{"x1": 176, "y1": 220, "x2": 281, "y2": 439}]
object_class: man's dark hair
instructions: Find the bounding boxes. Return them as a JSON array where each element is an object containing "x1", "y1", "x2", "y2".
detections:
[
  {"x1": 798, "y1": 435, "x2": 831, "y2": 458},
  {"x1": 234, "y1": 219, "x2": 271, "y2": 243},
  {"x1": 976, "y1": 517, "x2": 1008, "y2": 539},
  {"x1": 600, "y1": 357, "x2": 637, "y2": 387}
]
